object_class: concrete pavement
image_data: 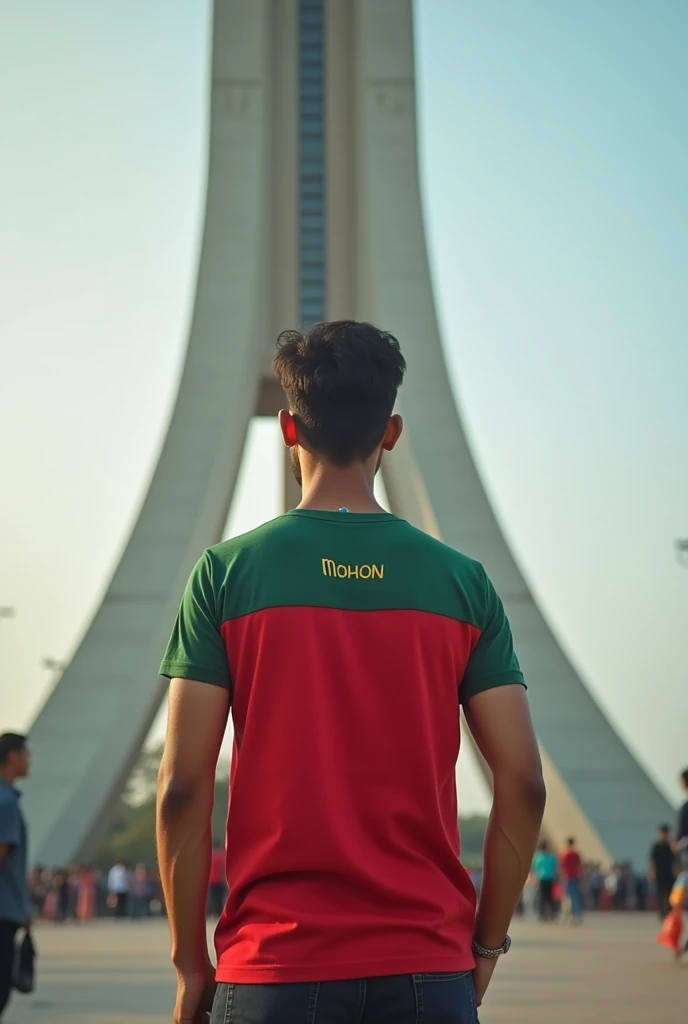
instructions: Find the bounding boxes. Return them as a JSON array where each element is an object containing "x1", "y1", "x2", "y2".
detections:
[{"x1": 4, "y1": 914, "x2": 685, "y2": 1023}]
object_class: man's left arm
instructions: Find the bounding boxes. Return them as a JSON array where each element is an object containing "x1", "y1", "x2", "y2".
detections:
[{"x1": 157, "y1": 677, "x2": 230, "y2": 1022}]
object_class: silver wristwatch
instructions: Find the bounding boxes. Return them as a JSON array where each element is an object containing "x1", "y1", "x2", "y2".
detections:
[{"x1": 471, "y1": 935, "x2": 512, "y2": 960}]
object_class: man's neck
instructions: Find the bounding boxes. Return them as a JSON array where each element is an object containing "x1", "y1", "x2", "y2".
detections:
[
  {"x1": 0, "y1": 767, "x2": 16, "y2": 786},
  {"x1": 298, "y1": 463, "x2": 385, "y2": 514}
]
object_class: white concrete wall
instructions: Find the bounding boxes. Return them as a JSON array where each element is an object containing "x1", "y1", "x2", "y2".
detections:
[{"x1": 23, "y1": 0, "x2": 274, "y2": 864}]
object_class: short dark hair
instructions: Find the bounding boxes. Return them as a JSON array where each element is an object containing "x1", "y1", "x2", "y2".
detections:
[
  {"x1": 567, "y1": 837, "x2": 576, "y2": 846},
  {"x1": 273, "y1": 320, "x2": 406, "y2": 465},
  {"x1": 0, "y1": 733, "x2": 27, "y2": 766},
  {"x1": 682, "y1": 768, "x2": 688, "y2": 788},
  {"x1": 659, "y1": 823, "x2": 671, "y2": 833}
]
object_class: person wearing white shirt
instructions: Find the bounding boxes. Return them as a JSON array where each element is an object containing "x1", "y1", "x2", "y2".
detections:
[{"x1": 107, "y1": 861, "x2": 130, "y2": 918}]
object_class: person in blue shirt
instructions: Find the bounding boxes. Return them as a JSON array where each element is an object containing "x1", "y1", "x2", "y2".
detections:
[
  {"x1": 0, "y1": 733, "x2": 31, "y2": 1019},
  {"x1": 533, "y1": 839, "x2": 559, "y2": 921}
]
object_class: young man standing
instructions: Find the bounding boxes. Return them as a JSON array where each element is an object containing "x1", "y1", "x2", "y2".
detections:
[
  {"x1": 649, "y1": 825, "x2": 676, "y2": 919},
  {"x1": 157, "y1": 321, "x2": 547, "y2": 1024},
  {"x1": 0, "y1": 734, "x2": 31, "y2": 1020}
]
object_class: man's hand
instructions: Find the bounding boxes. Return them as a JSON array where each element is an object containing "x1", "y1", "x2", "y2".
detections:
[
  {"x1": 473, "y1": 955, "x2": 498, "y2": 1007},
  {"x1": 174, "y1": 963, "x2": 216, "y2": 1024}
]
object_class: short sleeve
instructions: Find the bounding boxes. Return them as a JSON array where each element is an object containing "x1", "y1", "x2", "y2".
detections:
[
  {"x1": 159, "y1": 551, "x2": 231, "y2": 689},
  {"x1": 460, "y1": 567, "x2": 525, "y2": 704},
  {"x1": 0, "y1": 796, "x2": 21, "y2": 846}
]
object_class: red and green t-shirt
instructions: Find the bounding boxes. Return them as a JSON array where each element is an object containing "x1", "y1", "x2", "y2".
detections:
[{"x1": 160, "y1": 509, "x2": 524, "y2": 983}]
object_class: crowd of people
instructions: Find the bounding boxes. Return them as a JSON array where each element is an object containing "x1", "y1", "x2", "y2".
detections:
[
  {"x1": 24, "y1": 844, "x2": 676, "y2": 928},
  {"x1": 528, "y1": 838, "x2": 656, "y2": 919},
  {"x1": 468, "y1": 839, "x2": 653, "y2": 921},
  {"x1": 27, "y1": 861, "x2": 163, "y2": 922},
  {"x1": 26, "y1": 770, "x2": 688, "y2": 929},
  {"x1": 466, "y1": 815, "x2": 688, "y2": 930},
  {"x1": 25, "y1": 852, "x2": 229, "y2": 924}
]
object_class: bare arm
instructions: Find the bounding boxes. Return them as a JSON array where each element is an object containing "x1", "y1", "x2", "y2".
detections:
[
  {"x1": 464, "y1": 685, "x2": 546, "y2": 947},
  {"x1": 156, "y1": 678, "x2": 230, "y2": 975}
]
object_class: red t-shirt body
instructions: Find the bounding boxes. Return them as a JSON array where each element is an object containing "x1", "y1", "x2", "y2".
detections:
[{"x1": 160, "y1": 511, "x2": 525, "y2": 983}]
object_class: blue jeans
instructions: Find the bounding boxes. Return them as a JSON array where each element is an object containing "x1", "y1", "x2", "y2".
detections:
[
  {"x1": 566, "y1": 879, "x2": 583, "y2": 919},
  {"x1": 210, "y1": 972, "x2": 479, "y2": 1023}
]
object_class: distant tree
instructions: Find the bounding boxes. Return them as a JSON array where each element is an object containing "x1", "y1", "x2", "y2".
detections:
[
  {"x1": 122, "y1": 743, "x2": 165, "y2": 806},
  {"x1": 95, "y1": 744, "x2": 230, "y2": 868}
]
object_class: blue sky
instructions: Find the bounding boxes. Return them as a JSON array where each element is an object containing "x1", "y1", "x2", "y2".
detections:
[{"x1": 0, "y1": 1, "x2": 686, "y2": 816}]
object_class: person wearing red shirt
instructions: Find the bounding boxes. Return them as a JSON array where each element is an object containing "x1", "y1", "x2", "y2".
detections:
[
  {"x1": 156, "y1": 321, "x2": 547, "y2": 1024},
  {"x1": 560, "y1": 837, "x2": 584, "y2": 922}
]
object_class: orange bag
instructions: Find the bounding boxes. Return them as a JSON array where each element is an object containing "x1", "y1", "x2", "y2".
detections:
[{"x1": 657, "y1": 908, "x2": 683, "y2": 953}]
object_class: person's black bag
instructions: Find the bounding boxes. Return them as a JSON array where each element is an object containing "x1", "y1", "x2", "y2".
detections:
[{"x1": 12, "y1": 930, "x2": 36, "y2": 994}]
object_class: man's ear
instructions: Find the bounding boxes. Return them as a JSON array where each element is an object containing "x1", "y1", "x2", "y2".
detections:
[
  {"x1": 278, "y1": 409, "x2": 298, "y2": 448},
  {"x1": 380, "y1": 414, "x2": 403, "y2": 452}
]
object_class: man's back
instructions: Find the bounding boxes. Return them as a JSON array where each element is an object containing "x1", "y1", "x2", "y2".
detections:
[{"x1": 161, "y1": 509, "x2": 524, "y2": 983}]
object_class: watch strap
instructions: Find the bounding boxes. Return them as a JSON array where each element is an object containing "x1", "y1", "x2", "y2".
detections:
[{"x1": 471, "y1": 935, "x2": 511, "y2": 959}]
